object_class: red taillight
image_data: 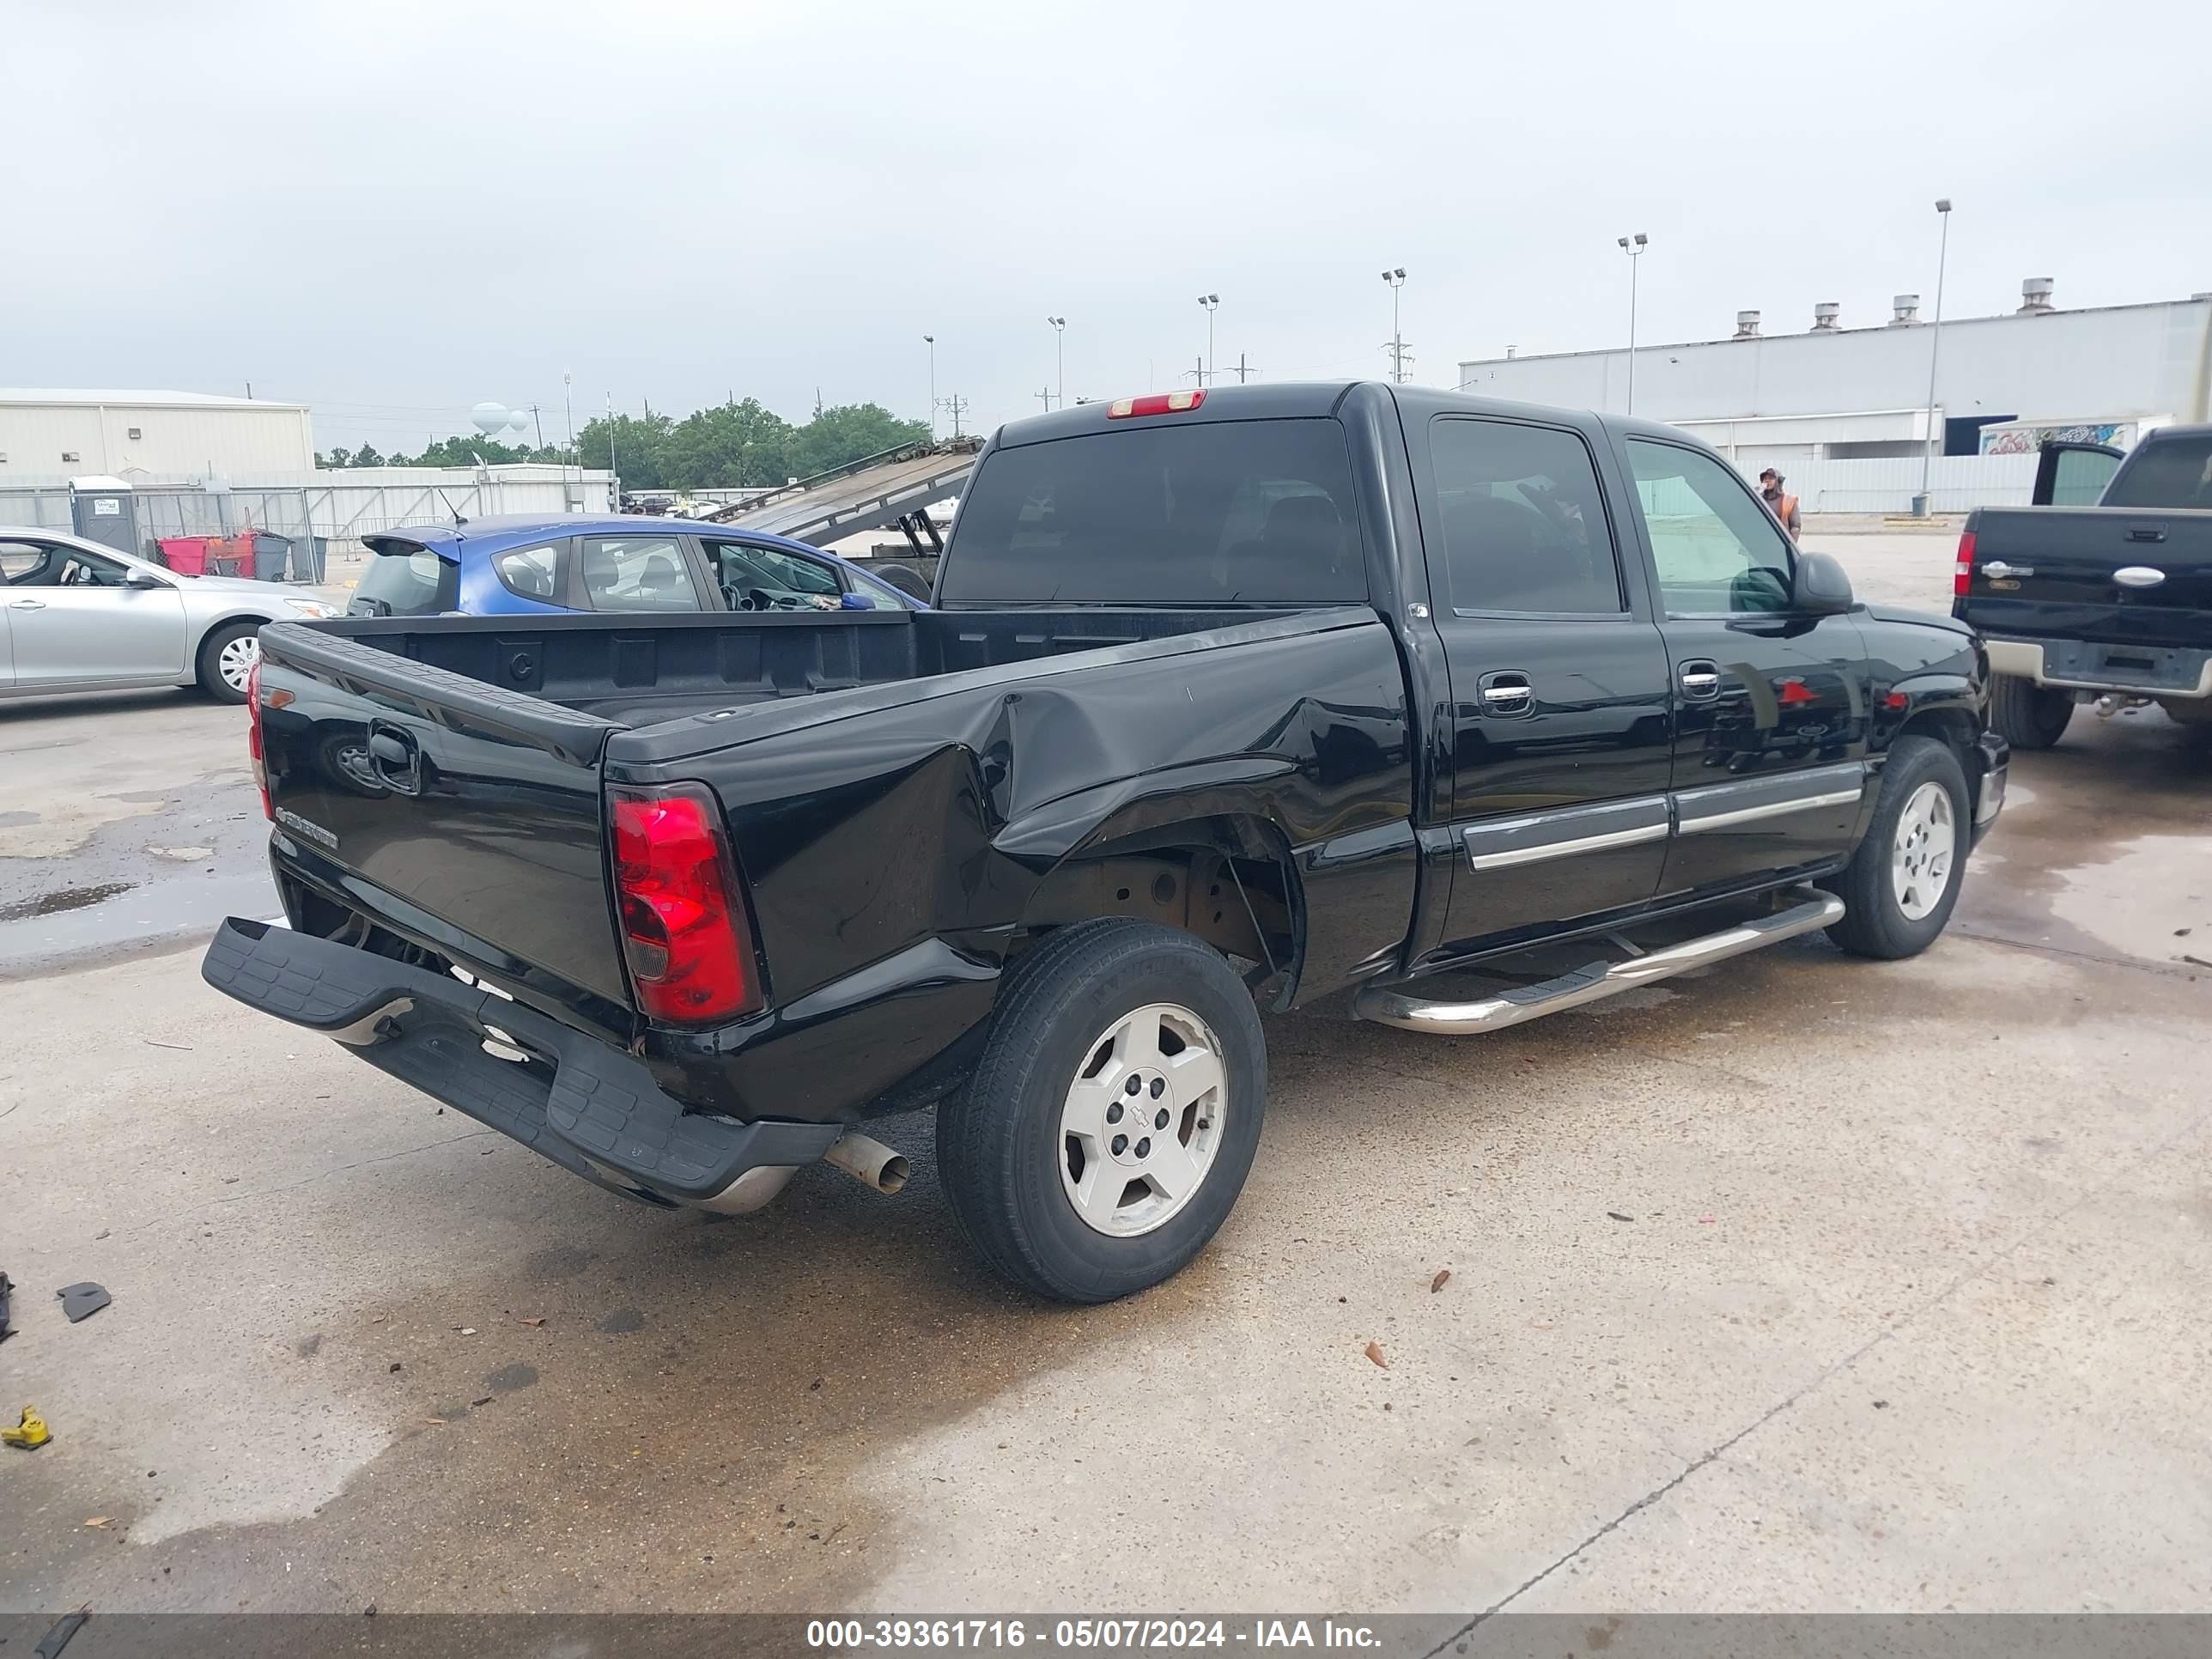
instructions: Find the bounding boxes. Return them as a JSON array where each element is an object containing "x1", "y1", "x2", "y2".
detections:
[
  {"x1": 246, "y1": 658, "x2": 272, "y2": 821},
  {"x1": 609, "y1": 785, "x2": 761, "y2": 1025},
  {"x1": 1954, "y1": 528, "x2": 1977, "y2": 599},
  {"x1": 1107, "y1": 390, "x2": 1205, "y2": 418}
]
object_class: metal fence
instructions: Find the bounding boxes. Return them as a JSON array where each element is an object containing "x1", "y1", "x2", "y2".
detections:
[
  {"x1": 2, "y1": 471, "x2": 618, "y2": 582},
  {"x1": 1723, "y1": 453, "x2": 2040, "y2": 515}
]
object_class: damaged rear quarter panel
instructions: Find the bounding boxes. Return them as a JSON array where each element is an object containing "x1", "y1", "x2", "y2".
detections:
[{"x1": 623, "y1": 613, "x2": 1417, "y2": 1121}]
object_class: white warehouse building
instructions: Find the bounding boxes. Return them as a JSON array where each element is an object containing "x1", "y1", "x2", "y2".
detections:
[
  {"x1": 0, "y1": 388, "x2": 316, "y2": 486},
  {"x1": 1455, "y1": 285, "x2": 2212, "y2": 507}
]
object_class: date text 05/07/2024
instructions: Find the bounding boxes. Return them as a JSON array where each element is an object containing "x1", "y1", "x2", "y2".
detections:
[{"x1": 805, "y1": 1619, "x2": 1382, "y2": 1650}]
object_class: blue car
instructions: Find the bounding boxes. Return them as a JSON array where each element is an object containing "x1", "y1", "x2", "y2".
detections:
[{"x1": 347, "y1": 514, "x2": 929, "y2": 619}]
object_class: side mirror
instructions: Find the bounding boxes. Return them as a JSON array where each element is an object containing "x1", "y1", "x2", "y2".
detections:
[
  {"x1": 124, "y1": 568, "x2": 166, "y2": 589},
  {"x1": 1792, "y1": 550, "x2": 1855, "y2": 616}
]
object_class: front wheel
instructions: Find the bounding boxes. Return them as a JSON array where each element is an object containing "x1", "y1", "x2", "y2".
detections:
[
  {"x1": 938, "y1": 919, "x2": 1266, "y2": 1304},
  {"x1": 1823, "y1": 735, "x2": 1970, "y2": 960},
  {"x1": 196, "y1": 620, "x2": 260, "y2": 704},
  {"x1": 1990, "y1": 673, "x2": 2074, "y2": 749}
]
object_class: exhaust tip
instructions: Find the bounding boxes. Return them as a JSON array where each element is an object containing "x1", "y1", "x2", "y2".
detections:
[
  {"x1": 875, "y1": 1155, "x2": 911, "y2": 1195},
  {"x1": 823, "y1": 1132, "x2": 908, "y2": 1195}
]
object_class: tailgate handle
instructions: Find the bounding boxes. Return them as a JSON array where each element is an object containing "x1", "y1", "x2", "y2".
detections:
[
  {"x1": 366, "y1": 720, "x2": 423, "y2": 794},
  {"x1": 2126, "y1": 523, "x2": 2166, "y2": 543}
]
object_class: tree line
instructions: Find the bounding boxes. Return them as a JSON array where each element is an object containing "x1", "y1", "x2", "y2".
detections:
[{"x1": 317, "y1": 399, "x2": 930, "y2": 491}]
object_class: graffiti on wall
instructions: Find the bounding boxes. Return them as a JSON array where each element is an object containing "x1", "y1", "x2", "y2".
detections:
[{"x1": 1981, "y1": 422, "x2": 2129, "y2": 455}]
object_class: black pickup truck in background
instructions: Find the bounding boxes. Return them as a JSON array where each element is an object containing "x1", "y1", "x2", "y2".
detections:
[
  {"x1": 205, "y1": 384, "x2": 2006, "y2": 1303},
  {"x1": 1956, "y1": 423, "x2": 2212, "y2": 748}
]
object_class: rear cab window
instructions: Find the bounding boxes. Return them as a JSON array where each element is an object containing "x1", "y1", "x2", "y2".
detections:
[
  {"x1": 2105, "y1": 434, "x2": 2212, "y2": 508},
  {"x1": 939, "y1": 417, "x2": 1366, "y2": 605},
  {"x1": 350, "y1": 544, "x2": 458, "y2": 617}
]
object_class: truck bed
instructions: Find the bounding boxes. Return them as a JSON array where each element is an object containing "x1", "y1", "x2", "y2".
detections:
[{"x1": 252, "y1": 604, "x2": 1380, "y2": 1030}]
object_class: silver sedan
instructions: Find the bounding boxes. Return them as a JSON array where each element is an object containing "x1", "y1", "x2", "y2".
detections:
[{"x1": 1, "y1": 525, "x2": 338, "y2": 704}]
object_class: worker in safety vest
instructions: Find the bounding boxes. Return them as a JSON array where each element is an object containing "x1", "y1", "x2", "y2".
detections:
[{"x1": 1758, "y1": 469, "x2": 1802, "y2": 541}]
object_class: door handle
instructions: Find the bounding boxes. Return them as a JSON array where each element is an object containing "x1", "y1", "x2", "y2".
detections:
[
  {"x1": 9, "y1": 599, "x2": 46, "y2": 611},
  {"x1": 1979, "y1": 561, "x2": 2033, "y2": 579},
  {"x1": 1477, "y1": 672, "x2": 1534, "y2": 716},
  {"x1": 2126, "y1": 524, "x2": 2166, "y2": 544},
  {"x1": 1677, "y1": 659, "x2": 1722, "y2": 701}
]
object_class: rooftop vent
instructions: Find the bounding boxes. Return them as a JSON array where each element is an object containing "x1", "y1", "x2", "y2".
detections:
[
  {"x1": 2020, "y1": 276, "x2": 2056, "y2": 313},
  {"x1": 1890, "y1": 294, "x2": 1921, "y2": 325},
  {"x1": 1734, "y1": 309, "x2": 1761, "y2": 339},
  {"x1": 1812, "y1": 301, "x2": 1840, "y2": 331}
]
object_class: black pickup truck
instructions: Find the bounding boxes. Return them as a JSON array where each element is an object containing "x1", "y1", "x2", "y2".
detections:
[
  {"x1": 205, "y1": 384, "x2": 2006, "y2": 1302},
  {"x1": 1957, "y1": 423, "x2": 2212, "y2": 747}
]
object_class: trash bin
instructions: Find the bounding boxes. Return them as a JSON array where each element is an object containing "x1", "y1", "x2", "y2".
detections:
[
  {"x1": 158, "y1": 537, "x2": 214, "y2": 575},
  {"x1": 250, "y1": 532, "x2": 291, "y2": 582}
]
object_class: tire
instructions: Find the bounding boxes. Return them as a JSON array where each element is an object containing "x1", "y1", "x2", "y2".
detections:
[
  {"x1": 872, "y1": 562, "x2": 933, "y2": 603},
  {"x1": 1990, "y1": 673, "x2": 2073, "y2": 750},
  {"x1": 1823, "y1": 735, "x2": 1971, "y2": 960},
  {"x1": 196, "y1": 620, "x2": 261, "y2": 704},
  {"x1": 938, "y1": 918, "x2": 1267, "y2": 1304}
]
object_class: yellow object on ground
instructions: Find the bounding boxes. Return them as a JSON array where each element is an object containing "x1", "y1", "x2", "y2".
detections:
[{"x1": 3, "y1": 1406, "x2": 51, "y2": 1449}]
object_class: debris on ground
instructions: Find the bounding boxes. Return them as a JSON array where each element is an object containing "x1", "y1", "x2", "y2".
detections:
[
  {"x1": 1430, "y1": 1269, "x2": 1451, "y2": 1293},
  {"x1": 2180, "y1": 955, "x2": 2212, "y2": 969},
  {"x1": 82, "y1": 1516, "x2": 112, "y2": 1528},
  {"x1": 1607, "y1": 1212, "x2": 1635, "y2": 1223},
  {"x1": 516, "y1": 1316, "x2": 546, "y2": 1327},
  {"x1": 4, "y1": 1405, "x2": 52, "y2": 1449},
  {"x1": 453, "y1": 1326, "x2": 477, "y2": 1336},
  {"x1": 1364, "y1": 1340, "x2": 1389, "y2": 1369},
  {"x1": 142, "y1": 1037, "x2": 194, "y2": 1051},
  {"x1": 57, "y1": 1282, "x2": 111, "y2": 1323},
  {"x1": 34, "y1": 1607, "x2": 90, "y2": 1659},
  {"x1": 0, "y1": 1271, "x2": 13, "y2": 1342}
]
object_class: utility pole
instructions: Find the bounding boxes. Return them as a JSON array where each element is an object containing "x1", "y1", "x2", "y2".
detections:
[
  {"x1": 1231, "y1": 353, "x2": 1253, "y2": 384},
  {"x1": 923, "y1": 335, "x2": 937, "y2": 439},
  {"x1": 1048, "y1": 317, "x2": 1066, "y2": 410},
  {"x1": 1035, "y1": 385, "x2": 1054, "y2": 414},
  {"x1": 1197, "y1": 294, "x2": 1219, "y2": 386},
  {"x1": 1380, "y1": 268, "x2": 1407, "y2": 383},
  {"x1": 1182, "y1": 356, "x2": 1206, "y2": 385},
  {"x1": 606, "y1": 392, "x2": 618, "y2": 491},
  {"x1": 939, "y1": 394, "x2": 969, "y2": 440},
  {"x1": 1915, "y1": 198, "x2": 1954, "y2": 518},
  {"x1": 528, "y1": 404, "x2": 544, "y2": 450},
  {"x1": 1616, "y1": 233, "x2": 1648, "y2": 415}
]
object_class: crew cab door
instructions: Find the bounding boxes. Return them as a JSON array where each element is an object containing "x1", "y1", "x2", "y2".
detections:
[
  {"x1": 1415, "y1": 414, "x2": 1675, "y2": 947},
  {"x1": 2033, "y1": 441, "x2": 2124, "y2": 506},
  {"x1": 1619, "y1": 439, "x2": 1870, "y2": 897}
]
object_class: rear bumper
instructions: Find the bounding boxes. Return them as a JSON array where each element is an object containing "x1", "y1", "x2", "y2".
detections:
[
  {"x1": 1972, "y1": 729, "x2": 2008, "y2": 849},
  {"x1": 200, "y1": 917, "x2": 842, "y2": 1211},
  {"x1": 1984, "y1": 636, "x2": 2212, "y2": 699}
]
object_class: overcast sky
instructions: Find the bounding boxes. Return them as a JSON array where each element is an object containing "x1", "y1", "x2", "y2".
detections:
[{"x1": 16, "y1": 0, "x2": 2212, "y2": 452}]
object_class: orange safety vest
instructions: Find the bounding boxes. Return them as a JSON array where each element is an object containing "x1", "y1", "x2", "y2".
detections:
[{"x1": 1765, "y1": 490, "x2": 1799, "y2": 530}]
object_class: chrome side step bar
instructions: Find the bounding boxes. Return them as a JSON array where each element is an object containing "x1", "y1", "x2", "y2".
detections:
[{"x1": 1353, "y1": 889, "x2": 1845, "y2": 1036}]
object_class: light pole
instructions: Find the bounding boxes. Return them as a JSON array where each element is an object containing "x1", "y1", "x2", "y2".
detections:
[
  {"x1": 1616, "y1": 233, "x2": 1647, "y2": 415},
  {"x1": 1380, "y1": 268, "x2": 1407, "y2": 383},
  {"x1": 923, "y1": 335, "x2": 936, "y2": 440},
  {"x1": 605, "y1": 392, "x2": 617, "y2": 495},
  {"x1": 1914, "y1": 198, "x2": 1954, "y2": 518},
  {"x1": 1197, "y1": 294, "x2": 1218, "y2": 386},
  {"x1": 1048, "y1": 317, "x2": 1065, "y2": 410}
]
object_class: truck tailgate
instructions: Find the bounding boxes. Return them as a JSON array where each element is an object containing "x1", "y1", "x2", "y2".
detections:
[
  {"x1": 254, "y1": 623, "x2": 632, "y2": 1006},
  {"x1": 1960, "y1": 507, "x2": 2212, "y2": 648}
]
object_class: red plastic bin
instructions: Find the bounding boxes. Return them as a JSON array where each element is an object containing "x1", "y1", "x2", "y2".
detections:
[{"x1": 157, "y1": 537, "x2": 214, "y2": 575}]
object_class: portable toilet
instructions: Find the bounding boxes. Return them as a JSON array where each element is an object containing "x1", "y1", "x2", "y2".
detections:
[{"x1": 69, "y1": 476, "x2": 139, "y2": 556}]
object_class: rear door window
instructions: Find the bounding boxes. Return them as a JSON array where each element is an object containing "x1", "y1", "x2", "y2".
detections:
[
  {"x1": 351, "y1": 546, "x2": 458, "y2": 617},
  {"x1": 1428, "y1": 417, "x2": 1625, "y2": 615},
  {"x1": 577, "y1": 536, "x2": 702, "y2": 612},
  {"x1": 940, "y1": 417, "x2": 1365, "y2": 605}
]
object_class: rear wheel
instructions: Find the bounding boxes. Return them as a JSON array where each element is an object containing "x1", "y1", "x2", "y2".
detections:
[
  {"x1": 1824, "y1": 735, "x2": 1970, "y2": 960},
  {"x1": 1990, "y1": 673, "x2": 2074, "y2": 749},
  {"x1": 196, "y1": 621, "x2": 260, "y2": 704},
  {"x1": 938, "y1": 919, "x2": 1266, "y2": 1303}
]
